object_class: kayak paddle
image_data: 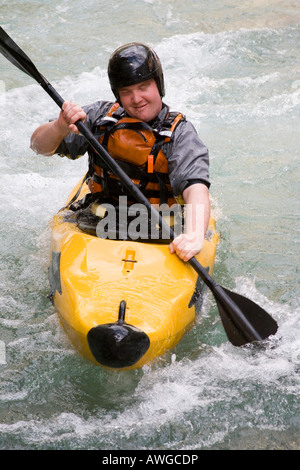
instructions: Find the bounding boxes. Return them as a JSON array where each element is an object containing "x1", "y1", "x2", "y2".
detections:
[{"x1": 0, "y1": 27, "x2": 278, "y2": 346}]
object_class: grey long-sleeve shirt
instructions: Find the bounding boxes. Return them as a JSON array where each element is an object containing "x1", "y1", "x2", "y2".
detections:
[{"x1": 55, "y1": 101, "x2": 210, "y2": 198}]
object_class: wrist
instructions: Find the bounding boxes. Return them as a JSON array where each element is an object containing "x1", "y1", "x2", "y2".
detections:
[{"x1": 54, "y1": 114, "x2": 70, "y2": 138}]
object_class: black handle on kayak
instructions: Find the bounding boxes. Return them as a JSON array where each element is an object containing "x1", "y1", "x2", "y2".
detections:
[{"x1": 0, "y1": 26, "x2": 278, "y2": 347}]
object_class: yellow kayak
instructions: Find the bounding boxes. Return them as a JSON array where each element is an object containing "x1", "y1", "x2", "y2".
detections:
[{"x1": 49, "y1": 180, "x2": 219, "y2": 370}]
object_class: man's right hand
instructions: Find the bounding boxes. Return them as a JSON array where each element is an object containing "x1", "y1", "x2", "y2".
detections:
[{"x1": 58, "y1": 100, "x2": 87, "y2": 135}]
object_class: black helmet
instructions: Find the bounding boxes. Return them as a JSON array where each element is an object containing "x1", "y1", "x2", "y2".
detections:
[{"x1": 108, "y1": 42, "x2": 165, "y2": 101}]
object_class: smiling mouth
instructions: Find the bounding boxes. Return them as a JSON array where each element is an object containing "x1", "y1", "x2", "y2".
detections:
[{"x1": 134, "y1": 104, "x2": 147, "y2": 112}]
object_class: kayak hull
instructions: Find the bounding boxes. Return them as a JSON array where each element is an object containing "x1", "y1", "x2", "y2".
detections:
[{"x1": 49, "y1": 181, "x2": 219, "y2": 370}]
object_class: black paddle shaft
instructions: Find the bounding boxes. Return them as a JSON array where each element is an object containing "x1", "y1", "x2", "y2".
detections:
[{"x1": 0, "y1": 27, "x2": 278, "y2": 346}]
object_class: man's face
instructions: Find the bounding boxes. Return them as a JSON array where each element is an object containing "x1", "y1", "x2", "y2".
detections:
[{"x1": 118, "y1": 78, "x2": 162, "y2": 122}]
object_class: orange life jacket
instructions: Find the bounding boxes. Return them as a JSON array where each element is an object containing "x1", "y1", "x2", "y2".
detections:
[{"x1": 88, "y1": 103, "x2": 185, "y2": 206}]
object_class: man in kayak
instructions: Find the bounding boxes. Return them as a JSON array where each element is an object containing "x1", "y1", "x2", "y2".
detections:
[{"x1": 30, "y1": 43, "x2": 210, "y2": 262}]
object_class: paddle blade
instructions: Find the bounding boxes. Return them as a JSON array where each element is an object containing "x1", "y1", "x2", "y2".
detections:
[
  {"x1": 215, "y1": 286, "x2": 278, "y2": 346},
  {"x1": 0, "y1": 27, "x2": 43, "y2": 83}
]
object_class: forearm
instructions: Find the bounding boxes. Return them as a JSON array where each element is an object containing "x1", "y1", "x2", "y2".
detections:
[
  {"x1": 169, "y1": 183, "x2": 210, "y2": 261},
  {"x1": 30, "y1": 100, "x2": 86, "y2": 156},
  {"x1": 182, "y1": 183, "x2": 210, "y2": 238},
  {"x1": 30, "y1": 119, "x2": 69, "y2": 156}
]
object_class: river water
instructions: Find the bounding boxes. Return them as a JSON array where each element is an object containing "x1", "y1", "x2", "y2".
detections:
[{"x1": 0, "y1": 0, "x2": 299, "y2": 451}]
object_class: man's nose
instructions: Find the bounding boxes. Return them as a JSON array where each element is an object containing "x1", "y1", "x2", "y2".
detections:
[{"x1": 131, "y1": 90, "x2": 142, "y2": 104}]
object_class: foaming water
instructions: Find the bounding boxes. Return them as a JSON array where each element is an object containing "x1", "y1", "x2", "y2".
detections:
[{"x1": 0, "y1": 0, "x2": 299, "y2": 450}]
